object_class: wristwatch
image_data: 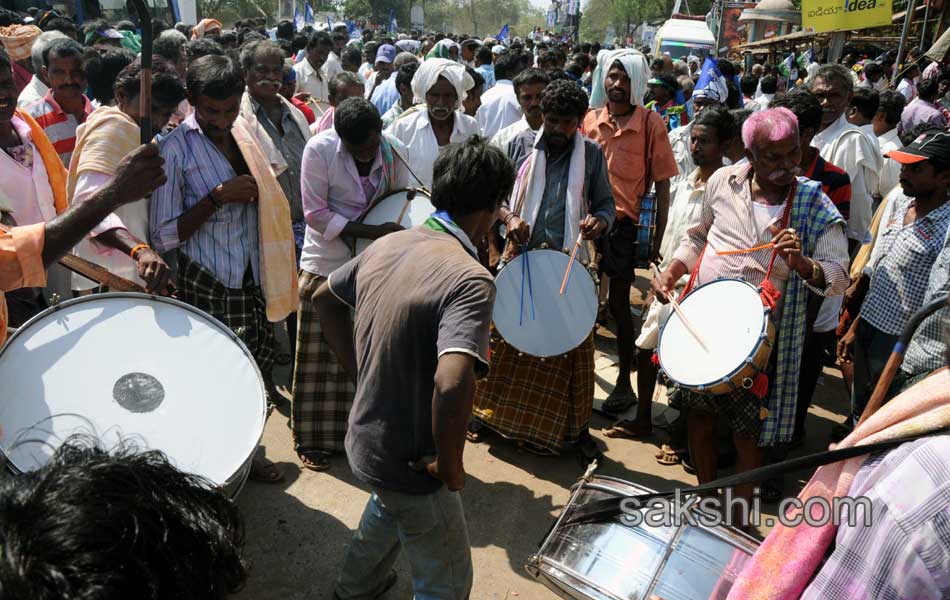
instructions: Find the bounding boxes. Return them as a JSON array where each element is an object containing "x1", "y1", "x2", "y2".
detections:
[{"x1": 809, "y1": 259, "x2": 821, "y2": 282}]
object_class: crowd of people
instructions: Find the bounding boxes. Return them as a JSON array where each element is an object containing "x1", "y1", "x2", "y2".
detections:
[{"x1": 0, "y1": 7, "x2": 947, "y2": 599}]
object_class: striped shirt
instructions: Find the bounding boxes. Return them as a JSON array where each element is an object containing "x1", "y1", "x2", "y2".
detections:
[
  {"x1": 149, "y1": 113, "x2": 260, "y2": 289},
  {"x1": 23, "y1": 92, "x2": 93, "y2": 166},
  {"x1": 805, "y1": 154, "x2": 851, "y2": 221}
]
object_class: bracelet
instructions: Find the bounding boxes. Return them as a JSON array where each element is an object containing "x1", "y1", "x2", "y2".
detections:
[
  {"x1": 129, "y1": 243, "x2": 150, "y2": 260},
  {"x1": 503, "y1": 213, "x2": 517, "y2": 225},
  {"x1": 208, "y1": 186, "x2": 223, "y2": 209}
]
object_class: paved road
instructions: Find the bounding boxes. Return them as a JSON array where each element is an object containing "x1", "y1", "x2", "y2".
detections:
[{"x1": 234, "y1": 318, "x2": 851, "y2": 599}]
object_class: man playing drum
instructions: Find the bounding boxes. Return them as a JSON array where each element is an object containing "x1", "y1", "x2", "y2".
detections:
[
  {"x1": 292, "y1": 97, "x2": 409, "y2": 471},
  {"x1": 653, "y1": 108, "x2": 849, "y2": 517},
  {"x1": 471, "y1": 80, "x2": 615, "y2": 460}
]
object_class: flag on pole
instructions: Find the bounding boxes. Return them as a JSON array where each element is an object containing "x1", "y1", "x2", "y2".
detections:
[
  {"x1": 326, "y1": 15, "x2": 333, "y2": 29},
  {"x1": 797, "y1": 48, "x2": 815, "y2": 70},
  {"x1": 304, "y1": 0, "x2": 314, "y2": 26},
  {"x1": 347, "y1": 20, "x2": 360, "y2": 39},
  {"x1": 294, "y1": 2, "x2": 304, "y2": 31},
  {"x1": 388, "y1": 9, "x2": 397, "y2": 34},
  {"x1": 693, "y1": 57, "x2": 729, "y2": 104},
  {"x1": 497, "y1": 24, "x2": 509, "y2": 43},
  {"x1": 778, "y1": 52, "x2": 795, "y2": 78}
]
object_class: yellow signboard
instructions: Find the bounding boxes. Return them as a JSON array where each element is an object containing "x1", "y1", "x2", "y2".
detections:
[{"x1": 802, "y1": 0, "x2": 892, "y2": 33}]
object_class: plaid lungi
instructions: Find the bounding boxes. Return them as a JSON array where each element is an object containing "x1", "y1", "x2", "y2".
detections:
[
  {"x1": 473, "y1": 333, "x2": 595, "y2": 454},
  {"x1": 177, "y1": 254, "x2": 276, "y2": 375},
  {"x1": 290, "y1": 270, "x2": 355, "y2": 452}
]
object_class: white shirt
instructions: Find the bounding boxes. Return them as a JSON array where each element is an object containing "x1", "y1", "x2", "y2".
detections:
[
  {"x1": 876, "y1": 127, "x2": 902, "y2": 200},
  {"x1": 71, "y1": 171, "x2": 148, "y2": 290},
  {"x1": 324, "y1": 52, "x2": 343, "y2": 80},
  {"x1": 490, "y1": 116, "x2": 533, "y2": 152},
  {"x1": 668, "y1": 122, "x2": 694, "y2": 190},
  {"x1": 387, "y1": 108, "x2": 480, "y2": 189},
  {"x1": 897, "y1": 78, "x2": 917, "y2": 103},
  {"x1": 812, "y1": 113, "x2": 882, "y2": 243},
  {"x1": 758, "y1": 92, "x2": 774, "y2": 109},
  {"x1": 660, "y1": 168, "x2": 706, "y2": 274},
  {"x1": 294, "y1": 58, "x2": 331, "y2": 103},
  {"x1": 17, "y1": 75, "x2": 48, "y2": 109},
  {"x1": 475, "y1": 80, "x2": 521, "y2": 140},
  {"x1": 299, "y1": 129, "x2": 409, "y2": 276}
]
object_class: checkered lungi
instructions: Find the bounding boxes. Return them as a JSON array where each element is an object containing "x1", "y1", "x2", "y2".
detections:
[
  {"x1": 290, "y1": 270, "x2": 355, "y2": 453},
  {"x1": 177, "y1": 254, "x2": 276, "y2": 374},
  {"x1": 473, "y1": 332, "x2": 595, "y2": 454}
]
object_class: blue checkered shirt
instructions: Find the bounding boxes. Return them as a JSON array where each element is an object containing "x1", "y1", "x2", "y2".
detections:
[
  {"x1": 861, "y1": 196, "x2": 950, "y2": 335},
  {"x1": 901, "y1": 224, "x2": 950, "y2": 377}
]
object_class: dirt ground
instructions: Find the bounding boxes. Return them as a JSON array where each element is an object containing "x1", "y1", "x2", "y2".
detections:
[{"x1": 234, "y1": 280, "x2": 853, "y2": 600}]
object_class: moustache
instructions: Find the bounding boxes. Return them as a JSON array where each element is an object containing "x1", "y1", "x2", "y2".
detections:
[
  {"x1": 259, "y1": 79, "x2": 282, "y2": 88},
  {"x1": 766, "y1": 167, "x2": 801, "y2": 183}
]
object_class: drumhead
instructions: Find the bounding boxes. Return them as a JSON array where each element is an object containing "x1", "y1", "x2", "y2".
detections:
[
  {"x1": 355, "y1": 189, "x2": 435, "y2": 254},
  {"x1": 493, "y1": 249, "x2": 597, "y2": 357},
  {"x1": 0, "y1": 293, "x2": 266, "y2": 489},
  {"x1": 658, "y1": 279, "x2": 768, "y2": 388}
]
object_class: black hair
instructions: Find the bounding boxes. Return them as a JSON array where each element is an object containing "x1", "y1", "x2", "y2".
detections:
[
  {"x1": 475, "y1": 46, "x2": 492, "y2": 64},
  {"x1": 114, "y1": 56, "x2": 185, "y2": 108},
  {"x1": 651, "y1": 72, "x2": 680, "y2": 92},
  {"x1": 740, "y1": 75, "x2": 757, "y2": 97},
  {"x1": 237, "y1": 29, "x2": 267, "y2": 47},
  {"x1": 43, "y1": 37, "x2": 83, "y2": 69},
  {"x1": 539, "y1": 48, "x2": 565, "y2": 69},
  {"x1": 307, "y1": 31, "x2": 333, "y2": 51},
  {"x1": 292, "y1": 33, "x2": 308, "y2": 53},
  {"x1": 877, "y1": 90, "x2": 906, "y2": 126},
  {"x1": 175, "y1": 22, "x2": 192, "y2": 37},
  {"x1": 760, "y1": 75, "x2": 778, "y2": 95},
  {"x1": 918, "y1": 77, "x2": 940, "y2": 101},
  {"x1": 276, "y1": 38, "x2": 294, "y2": 58},
  {"x1": 0, "y1": 438, "x2": 247, "y2": 599},
  {"x1": 466, "y1": 66, "x2": 484, "y2": 91},
  {"x1": 154, "y1": 31, "x2": 186, "y2": 64},
  {"x1": 84, "y1": 47, "x2": 135, "y2": 105},
  {"x1": 328, "y1": 71, "x2": 363, "y2": 100},
  {"x1": 238, "y1": 39, "x2": 283, "y2": 72},
  {"x1": 184, "y1": 38, "x2": 226, "y2": 61},
  {"x1": 276, "y1": 19, "x2": 294, "y2": 41},
  {"x1": 863, "y1": 61, "x2": 882, "y2": 79},
  {"x1": 331, "y1": 31, "x2": 347, "y2": 45},
  {"x1": 0, "y1": 8, "x2": 21, "y2": 26},
  {"x1": 187, "y1": 55, "x2": 244, "y2": 100},
  {"x1": 115, "y1": 19, "x2": 136, "y2": 31},
  {"x1": 334, "y1": 97, "x2": 382, "y2": 145},
  {"x1": 850, "y1": 87, "x2": 880, "y2": 120},
  {"x1": 540, "y1": 78, "x2": 589, "y2": 119},
  {"x1": 0, "y1": 48, "x2": 10, "y2": 72},
  {"x1": 151, "y1": 18, "x2": 170, "y2": 34},
  {"x1": 217, "y1": 31, "x2": 237, "y2": 49},
  {"x1": 493, "y1": 50, "x2": 523, "y2": 81},
  {"x1": 431, "y1": 136, "x2": 515, "y2": 216},
  {"x1": 769, "y1": 90, "x2": 823, "y2": 133},
  {"x1": 729, "y1": 108, "x2": 753, "y2": 135},
  {"x1": 460, "y1": 39, "x2": 480, "y2": 51},
  {"x1": 692, "y1": 106, "x2": 735, "y2": 144},
  {"x1": 513, "y1": 67, "x2": 550, "y2": 95},
  {"x1": 717, "y1": 59, "x2": 737, "y2": 78},
  {"x1": 812, "y1": 64, "x2": 854, "y2": 94},
  {"x1": 43, "y1": 17, "x2": 76, "y2": 35},
  {"x1": 341, "y1": 47, "x2": 362, "y2": 69},
  {"x1": 395, "y1": 62, "x2": 418, "y2": 90},
  {"x1": 650, "y1": 57, "x2": 665, "y2": 71}
]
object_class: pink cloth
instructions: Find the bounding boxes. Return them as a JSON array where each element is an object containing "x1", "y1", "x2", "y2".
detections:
[
  {"x1": 312, "y1": 106, "x2": 334, "y2": 135},
  {"x1": 727, "y1": 368, "x2": 950, "y2": 600}
]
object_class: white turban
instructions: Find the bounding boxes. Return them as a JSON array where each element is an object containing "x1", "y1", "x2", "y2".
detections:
[
  {"x1": 411, "y1": 58, "x2": 474, "y2": 108},
  {"x1": 590, "y1": 49, "x2": 649, "y2": 109}
]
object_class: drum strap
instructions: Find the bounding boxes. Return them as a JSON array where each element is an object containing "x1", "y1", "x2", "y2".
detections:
[{"x1": 562, "y1": 425, "x2": 950, "y2": 527}]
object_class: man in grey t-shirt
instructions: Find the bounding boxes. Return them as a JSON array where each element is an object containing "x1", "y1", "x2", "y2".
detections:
[{"x1": 314, "y1": 137, "x2": 516, "y2": 600}]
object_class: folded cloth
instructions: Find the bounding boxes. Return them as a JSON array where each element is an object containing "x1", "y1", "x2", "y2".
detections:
[
  {"x1": 239, "y1": 90, "x2": 312, "y2": 176},
  {"x1": 411, "y1": 58, "x2": 473, "y2": 108},
  {"x1": 0, "y1": 24, "x2": 41, "y2": 62},
  {"x1": 192, "y1": 18, "x2": 223, "y2": 40},
  {"x1": 66, "y1": 105, "x2": 138, "y2": 192},
  {"x1": 727, "y1": 368, "x2": 950, "y2": 600},
  {"x1": 230, "y1": 116, "x2": 298, "y2": 322},
  {"x1": 15, "y1": 109, "x2": 67, "y2": 215}
]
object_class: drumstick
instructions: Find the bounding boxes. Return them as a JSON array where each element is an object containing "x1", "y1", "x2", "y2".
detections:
[
  {"x1": 395, "y1": 197, "x2": 412, "y2": 227},
  {"x1": 716, "y1": 242, "x2": 776, "y2": 256},
  {"x1": 559, "y1": 231, "x2": 584, "y2": 295},
  {"x1": 650, "y1": 264, "x2": 709, "y2": 352}
]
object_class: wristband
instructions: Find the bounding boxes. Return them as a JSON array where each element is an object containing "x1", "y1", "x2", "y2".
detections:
[
  {"x1": 129, "y1": 243, "x2": 150, "y2": 260},
  {"x1": 503, "y1": 213, "x2": 517, "y2": 225},
  {"x1": 208, "y1": 186, "x2": 223, "y2": 209}
]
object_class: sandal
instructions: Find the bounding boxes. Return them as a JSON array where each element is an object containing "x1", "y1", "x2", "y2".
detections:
[
  {"x1": 601, "y1": 388, "x2": 637, "y2": 414},
  {"x1": 298, "y1": 450, "x2": 332, "y2": 472},
  {"x1": 249, "y1": 455, "x2": 285, "y2": 483},
  {"x1": 602, "y1": 419, "x2": 652, "y2": 439},
  {"x1": 655, "y1": 445, "x2": 682, "y2": 466},
  {"x1": 466, "y1": 420, "x2": 485, "y2": 444}
]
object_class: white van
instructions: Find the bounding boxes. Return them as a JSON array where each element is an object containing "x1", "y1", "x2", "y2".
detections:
[{"x1": 651, "y1": 18, "x2": 716, "y2": 60}]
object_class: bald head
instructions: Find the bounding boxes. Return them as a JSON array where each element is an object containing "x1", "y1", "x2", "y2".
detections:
[{"x1": 394, "y1": 52, "x2": 419, "y2": 69}]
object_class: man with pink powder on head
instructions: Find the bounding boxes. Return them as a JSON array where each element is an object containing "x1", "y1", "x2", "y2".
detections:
[{"x1": 653, "y1": 108, "x2": 850, "y2": 521}]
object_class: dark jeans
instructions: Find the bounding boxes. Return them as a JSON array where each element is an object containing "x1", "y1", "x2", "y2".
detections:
[
  {"x1": 795, "y1": 329, "x2": 837, "y2": 440},
  {"x1": 850, "y1": 318, "x2": 899, "y2": 426},
  {"x1": 5, "y1": 288, "x2": 47, "y2": 328}
]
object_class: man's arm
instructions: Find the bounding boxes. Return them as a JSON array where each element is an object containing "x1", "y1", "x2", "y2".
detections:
[
  {"x1": 312, "y1": 280, "x2": 358, "y2": 380},
  {"x1": 427, "y1": 353, "x2": 477, "y2": 491},
  {"x1": 652, "y1": 178, "x2": 671, "y2": 260}
]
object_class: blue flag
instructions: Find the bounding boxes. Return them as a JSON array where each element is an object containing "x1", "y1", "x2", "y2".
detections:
[
  {"x1": 388, "y1": 10, "x2": 397, "y2": 34},
  {"x1": 304, "y1": 0, "x2": 314, "y2": 26},
  {"x1": 497, "y1": 24, "x2": 509, "y2": 43},
  {"x1": 326, "y1": 15, "x2": 333, "y2": 29},
  {"x1": 347, "y1": 20, "x2": 360, "y2": 39},
  {"x1": 294, "y1": 2, "x2": 304, "y2": 31},
  {"x1": 693, "y1": 57, "x2": 729, "y2": 104}
]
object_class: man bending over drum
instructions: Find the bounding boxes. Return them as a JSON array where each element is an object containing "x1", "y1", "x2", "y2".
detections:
[
  {"x1": 653, "y1": 107, "x2": 849, "y2": 520},
  {"x1": 293, "y1": 97, "x2": 409, "y2": 471},
  {"x1": 313, "y1": 137, "x2": 515, "y2": 599},
  {"x1": 470, "y1": 79, "x2": 615, "y2": 460}
]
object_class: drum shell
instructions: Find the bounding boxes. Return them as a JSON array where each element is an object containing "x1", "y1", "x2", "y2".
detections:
[
  {"x1": 353, "y1": 188, "x2": 434, "y2": 255},
  {"x1": 0, "y1": 293, "x2": 266, "y2": 500}
]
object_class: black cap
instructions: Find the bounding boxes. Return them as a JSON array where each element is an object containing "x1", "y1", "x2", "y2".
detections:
[{"x1": 887, "y1": 130, "x2": 950, "y2": 165}]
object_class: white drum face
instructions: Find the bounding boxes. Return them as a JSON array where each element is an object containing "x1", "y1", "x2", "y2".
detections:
[
  {"x1": 0, "y1": 295, "x2": 266, "y2": 487},
  {"x1": 658, "y1": 279, "x2": 767, "y2": 387},
  {"x1": 355, "y1": 190, "x2": 435, "y2": 254},
  {"x1": 493, "y1": 249, "x2": 598, "y2": 357}
]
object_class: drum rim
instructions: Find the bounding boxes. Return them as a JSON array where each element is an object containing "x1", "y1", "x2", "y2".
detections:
[
  {"x1": 357, "y1": 187, "x2": 432, "y2": 223},
  {"x1": 493, "y1": 248, "x2": 598, "y2": 358},
  {"x1": 656, "y1": 277, "x2": 770, "y2": 389},
  {"x1": 0, "y1": 292, "x2": 268, "y2": 486}
]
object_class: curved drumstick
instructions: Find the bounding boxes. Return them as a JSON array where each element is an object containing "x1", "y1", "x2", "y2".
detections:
[
  {"x1": 650, "y1": 263, "x2": 709, "y2": 352},
  {"x1": 559, "y1": 231, "x2": 584, "y2": 295}
]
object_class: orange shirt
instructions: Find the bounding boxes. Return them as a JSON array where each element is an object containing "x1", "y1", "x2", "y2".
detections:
[
  {"x1": 582, "y1": 106, "x2": 678, "y2": 222},
  {"x1": 0, "y1": 223, "x2": 46, "y2": 345}
]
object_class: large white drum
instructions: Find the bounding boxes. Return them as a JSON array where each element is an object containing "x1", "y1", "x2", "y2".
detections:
[
  {"x1": 657, "y1": 278, "x2": 774, "y2": 396},
  {"x1": 493, "y1": 249, "x2": 598, "y2": 357},
  {"x1": 0, "y1": 293, "x2": 266, "y2": 498},
  {"x1": 354, "y1": 188, "x2": 435, "y2": 254}
]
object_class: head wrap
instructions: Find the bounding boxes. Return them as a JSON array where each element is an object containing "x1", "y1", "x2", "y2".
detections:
[
  {"x1": 0, "y1": 25, "x2": 42, "y2": 62},
  {"x1": 411, "y1": 58, "x2": 473, "y2": 109},
  {"x1": 395, "y1": 39, "x2": 420, "y2": 54},
  {"x1": 426, "y1": 38, "x2": 459, "y2": 60},
  {"x1": 191, "y1": 18, "x2": 222, "y2": 40},
  {"x1": 590, "y1": 49, "x2": 649, "y2": 109}
]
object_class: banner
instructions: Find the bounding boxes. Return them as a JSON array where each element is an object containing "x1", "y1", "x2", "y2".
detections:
[
  {"x1": 802, "y1": 0, "x2": 891, "y2": 32},
  {"x1": 717, "y1": 2, "x2": 756, "y2": 54}
]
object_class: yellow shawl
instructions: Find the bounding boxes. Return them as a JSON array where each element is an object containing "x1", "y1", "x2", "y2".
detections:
[
  {"x1": 15, "y1": 109, "x2": 68, "y2": 215},
  {"x1": 66, "y1": 105, "x2": 140, "y2": 197}
]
